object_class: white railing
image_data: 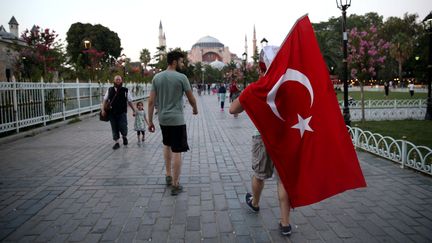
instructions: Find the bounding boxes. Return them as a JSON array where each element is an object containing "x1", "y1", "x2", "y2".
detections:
[
  {"x1": 337, "y1": 99, "x2": 427, "y2": 121},
  {"x1": 338, "y1": 99, "x2": 426, "y2": 108},
  {"x1": 0, "y1": 80, "x2": 150, "y2": 134},
  {"x1": 348, "y1": 126, "x2": 432, "y2": 176},
  {"x1": 349, "y1": 108, "x2": 425, "y2": 121}
]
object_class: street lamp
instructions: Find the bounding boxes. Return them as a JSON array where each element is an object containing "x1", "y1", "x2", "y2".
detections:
[
  {"x1": 83, "y1": 39, "x2": 92, "y2": 81},
  {"x1": 120, "y1": 54, "x2": 127, "y2": 78},
  {"x1": 242, "y1": 52, "x2": 248, "y2": 89},
  {"x1": 423, "y1": 11, "x2": 432, "y2": 120},
  {"x1": 336, "y1": 0, "x2": 352, "y2": 126},
  {"x1": 84, "y1": 39, "x2": 91, "y2": 49}
]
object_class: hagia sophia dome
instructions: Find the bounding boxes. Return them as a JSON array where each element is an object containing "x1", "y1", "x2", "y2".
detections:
[
  {"x1": 188, "y1": 35, "x2": 235, "y2": 64},
  {"x1": 192, "y1": 36, "x2": 224, "y2": 49}
]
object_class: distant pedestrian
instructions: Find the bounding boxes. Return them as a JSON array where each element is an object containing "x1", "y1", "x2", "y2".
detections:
[
  {"x1": 134, "y1": 101, "x2": 149, "y2": 144},
  {"x1": 218, "y1": 83, "x2": 227, "y2": 111},
  {"x1": 384, "y1": 81, "x2": 389, "y2": 97},
  {"x1": 229, "y1": 81, "x2": 241, "y2": 103},
  {"x1": 101, "y1": 75, "x2": 136, "y2": 150},
  {"x1": 147, "y1": 50, "x2": 198, "y2": 196},
  {"x1": 408, "y1": 82, "x2": 415, "y2": 97}
]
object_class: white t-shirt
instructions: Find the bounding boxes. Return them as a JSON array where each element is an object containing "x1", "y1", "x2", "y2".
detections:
[{"x1": 408, "y1": 83, "x2": 414, "y2": 91}]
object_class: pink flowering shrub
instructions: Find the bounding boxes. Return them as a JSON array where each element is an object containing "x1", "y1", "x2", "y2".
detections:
[{"x1": 347, "y1": 25, "x2": 390, "y2": 81}]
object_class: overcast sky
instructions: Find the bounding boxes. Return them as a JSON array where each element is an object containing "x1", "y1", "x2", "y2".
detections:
[{"x1": 1, "y1": 0, "x2": 431, "y2": 62}]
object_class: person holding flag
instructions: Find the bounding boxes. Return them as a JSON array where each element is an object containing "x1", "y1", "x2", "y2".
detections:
[
  {"x1": 230, "y1": 44, "x2": 292, "y2": 236},
  {"x1": 232, "y1": 14, "x2": 366, "y2": 233}
]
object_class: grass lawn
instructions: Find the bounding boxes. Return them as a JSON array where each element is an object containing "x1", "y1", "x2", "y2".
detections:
[
  {"x1": 336, "y1": 91, "x2": 427, "y2": 101},
  {"x1": 352, "y1": 120, "x2": 432, "y2": 148}
]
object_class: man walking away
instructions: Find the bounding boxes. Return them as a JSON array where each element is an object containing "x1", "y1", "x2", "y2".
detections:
[{"x1": 148, "y1": 50, "x2": 198, "y2": 196}]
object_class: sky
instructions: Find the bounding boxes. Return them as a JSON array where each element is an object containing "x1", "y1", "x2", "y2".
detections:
[{"x1": 1, "y1": 0, "x2": 431, "y2": 62}]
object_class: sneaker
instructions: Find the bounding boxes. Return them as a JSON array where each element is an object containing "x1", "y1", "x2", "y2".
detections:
[
  {"x1": 123, "y1": 137, "x2": 128, "y2": 145},
  {"x1": 165, "y1": 176, "x2": 172, "y2": 186},
  {"x1": 279, "y1": 222, "x2": 292, "y2": 236},
  {"x1": 112, "y1": 143, "x2": 120, "y2": 150},
  {"x1": 171, "y1": 185, "x2": 183, "y2": 196},
  {"x1": 245, "y1": 192, "x2": 259, "y2": 212}
]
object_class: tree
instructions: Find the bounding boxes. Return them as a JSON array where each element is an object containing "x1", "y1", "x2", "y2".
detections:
[
  {"x1": 139, "y1": 48, "x2": 151, "y2": 70},
  {"x1": 381, "y1": 13, "x2": 421, "y2": 85},
  {"x1": 151, "y1": 46, "x2": 167, "y2": 71},
  {"x1": 348, "y1": 25, "x2": 390, "y2": 121},
  {"x1": 66, "y1": 23, "x2": 121, "y2": 68},
  {"x1": 389, "y1": 33, "x2": 413, "y2": 84},
  {"x1": 18, "y1": 26, "x2": 66, "y2": 81}
]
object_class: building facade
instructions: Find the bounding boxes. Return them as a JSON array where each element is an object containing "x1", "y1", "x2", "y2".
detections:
[
  {"x1": 187, "y1": 36, "x2": 237, "y2": 64},
  {"x1": 0, "y1": 16, "x2": 26, "y2": 81}
]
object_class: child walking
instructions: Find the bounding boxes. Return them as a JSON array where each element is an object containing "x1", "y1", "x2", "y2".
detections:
[{"x1": 134, "y1": 101, "x2": 149, "y2": 144}]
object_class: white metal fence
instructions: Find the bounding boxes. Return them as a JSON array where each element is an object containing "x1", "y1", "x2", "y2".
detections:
[
  {"x1": 0, "y1": 81, "x2": 150, "y2": 133},
  {"x1": 338, "y1": 99, "x2": 426, "y2": 109},
  {"x1": 338, "y1": 99, "x2": 427, "y2": 121},
  {"x1": 348, "y1": 126, "x2": 432, "y2": 176}
]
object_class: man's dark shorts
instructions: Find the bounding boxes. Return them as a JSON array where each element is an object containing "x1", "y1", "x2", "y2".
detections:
[{"x1": 160, "y1": 124, "x2": 189, "y2": 152}]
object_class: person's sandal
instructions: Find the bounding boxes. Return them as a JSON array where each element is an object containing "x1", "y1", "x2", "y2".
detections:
[
  {"x1": 171, "y1": 185, "x2": 183, "y2": 196},
  {"x1": 279, "y1": 222, "x2": 292, "y2": 236},
  {"x1": 165, "y1": 176, "x2": 172, "y2": 186}
]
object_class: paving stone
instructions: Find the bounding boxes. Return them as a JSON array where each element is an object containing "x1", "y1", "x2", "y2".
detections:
[{"x1": 186, "y1": 216, "x2": 200, "y2": 231}]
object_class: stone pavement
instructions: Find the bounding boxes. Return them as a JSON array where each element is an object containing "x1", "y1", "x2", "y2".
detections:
[{"x1": 0, "y1": 93, "x2": 431, "y2": 243}]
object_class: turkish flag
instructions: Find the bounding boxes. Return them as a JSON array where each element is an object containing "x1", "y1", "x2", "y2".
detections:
[{"x1": 239, "y1": 15, "x2": 366, "y2": 208}]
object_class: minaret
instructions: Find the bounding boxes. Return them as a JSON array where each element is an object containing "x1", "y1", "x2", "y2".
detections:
[
  {"x1": 252, "y1": 25, "x2": 257, "y2": 56},
  {"x1": 8, "y1": 16, "x2": 18, "y2": 38},
  {"x1": 244, "y1": 34, "x2": 248, "y2": 57},
  {"x1": 158, "y1": 20, "x2": 165, "y2": 48}
]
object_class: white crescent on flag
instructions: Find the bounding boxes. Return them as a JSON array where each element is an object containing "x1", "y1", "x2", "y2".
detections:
[{"x1": 266, "y1": 68, "x2": 314, "y2": 121}]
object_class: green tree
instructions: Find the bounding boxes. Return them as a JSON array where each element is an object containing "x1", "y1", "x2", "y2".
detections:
[
  {"x1": 17, "y1": 26, "x2": 66, "y2": 81},
  {"x1": 151, "y1": 45, "x2": 167, "y2": 71},
  {"x1": 139, "y1": 48, "x2": 151, "y2": 70},
  {"x1": 381, "y1": 13, "x2": 422, "y2": 84},
  {"x1": 389, "y1": 33, "x2": 413, "y2": 84},
  {"x1": 66, "y1": 23, "x2": 121, "y2": 68}
]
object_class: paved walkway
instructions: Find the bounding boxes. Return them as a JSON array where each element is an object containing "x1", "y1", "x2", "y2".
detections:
[{"x1": 0, "y1": 93, "x2": 431, "y2": 243}]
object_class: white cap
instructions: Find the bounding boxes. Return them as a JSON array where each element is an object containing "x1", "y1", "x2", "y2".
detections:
[{"x1": 259, "y1": 45, "x2": 279, "y2": 71}]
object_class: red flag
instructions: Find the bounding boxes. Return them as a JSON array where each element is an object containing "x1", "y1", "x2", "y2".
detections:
[{"x1": 239, "y1": 15, "x2": 366, "y2": 208}]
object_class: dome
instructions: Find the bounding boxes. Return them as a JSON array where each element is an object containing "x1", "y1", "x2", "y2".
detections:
[
  {"x1": 192, "y1": 35, "x2": 224, "y2": 48},
  {"x1": 210, "y1": 60, "x2": 226, "y2": 70}
]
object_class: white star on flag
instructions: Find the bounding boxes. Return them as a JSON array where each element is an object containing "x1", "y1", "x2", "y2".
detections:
[{"x1": 291, "y1": 114, "x2": 313, "y2": 138}]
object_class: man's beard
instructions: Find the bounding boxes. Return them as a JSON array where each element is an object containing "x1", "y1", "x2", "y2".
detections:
[
  {"x1": 114, "y1": 82, "x2": 122, "y2": 88},
  {"x1": 176, "y1": 66, "x2": 182, "y2": 72}
]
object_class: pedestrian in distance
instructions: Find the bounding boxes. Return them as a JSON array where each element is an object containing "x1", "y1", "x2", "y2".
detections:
[
  {"x1": 101, "y1": 75, "x2": 136, "y2": 150},
  {"x1": 229, "y1": 45, "x2": 292, "y2": 236},
  {"x1": 147, "y1": 50, "x2": 198, "y2": 196},
  {"x1": 384, "y1": 81, "x2": 389, "y2": 97},
  {"x1": 408, "y1": 82, "x2": 415, "y2": 97},
  {"x1": 218, "y1": 83, "x2": 227, "y2": 111},
  {"x1": 133, "y1": 101, "x2": 149, "y2": 145}
]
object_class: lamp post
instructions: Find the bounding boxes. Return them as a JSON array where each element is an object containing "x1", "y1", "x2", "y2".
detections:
[
  {"x1": 141, "y1": 63, "x2": 145, "y2": 79},
  {"x1": 336, "y1": 0, "x2": 352, "y2": 126},
  {"x1": 120, "y1": 54, "x2": 127, "y2": 78},
  {"x1": 242, "y1": 52, "x2": 248, "y2": 89},
  {"x1": 83, "y1": 39, "x2": 92, "y2": 81},
  {"x1": 423, "y1": 12, "x2": 432, "y2": 120}
]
